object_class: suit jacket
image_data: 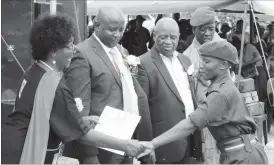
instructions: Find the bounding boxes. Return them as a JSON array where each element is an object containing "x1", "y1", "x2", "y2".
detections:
[
  {"x1": 138, "y1": 46, "x2": 202, "y2": 163},
  {"x1": 64, "y1": 35, "x2": 153, "y2": 158}
]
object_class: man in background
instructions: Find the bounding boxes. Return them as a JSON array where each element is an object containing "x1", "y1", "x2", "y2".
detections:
[{"x1": 135, "y1": 15, "x2": 150, "y2": 56}]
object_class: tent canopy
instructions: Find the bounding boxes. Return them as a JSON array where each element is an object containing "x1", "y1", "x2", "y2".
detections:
[
  {"x1": 87, "y1": 0, "x2": 238, "y2": 15},
  {"x1": 217, "y1": 0, "x2": 274, "y2": 15},
  {"x1": 86, "y1": 0, "x2": 274, "y2": 17}
]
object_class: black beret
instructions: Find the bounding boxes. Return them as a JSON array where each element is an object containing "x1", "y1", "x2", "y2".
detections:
[
  {"x1": 190, "y1": 6, "x2": 216, "y2": 27},
  {"x1": 198, "y1": 40, "x2": 239, "y2": 64}
]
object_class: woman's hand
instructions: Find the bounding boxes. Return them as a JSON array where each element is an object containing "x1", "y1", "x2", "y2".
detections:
[
  {"x1": 137, "y1": 141, "x2": 156, "y2": 162},
  {"x1": 82, "y1": 115, "x2": 100, "y2": 128},
  {"x1": 123, "y1": 140, "x2": 145, "y2": 157}
]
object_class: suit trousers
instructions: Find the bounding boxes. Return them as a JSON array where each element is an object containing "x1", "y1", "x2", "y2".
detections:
[
  {"x1": 156, "y1": 137, "x2": 202, "y2": 164},
  {"x1": 202, "y1": 127, "x2": 220, "y2": 164},
  {"x1": 97, "y1": 132, "x2": 139, "y2": 164}
]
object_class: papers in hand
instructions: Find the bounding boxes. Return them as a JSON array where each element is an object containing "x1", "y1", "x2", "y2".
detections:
[{"x1": 94, "y1": 106, "x2": 141, "y2": 155}]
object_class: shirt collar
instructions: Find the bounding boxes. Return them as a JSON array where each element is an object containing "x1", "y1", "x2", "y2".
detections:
[
  {"x1": 192, "y1": 37, "x2": 202, "y2": 48},
  {"x1": 207, "y1": 74, "x2": 232, "y2": 93},
  {"x1": 94, "y1": 33, "x2": 113, "y2": 54},
  {"x1": 160, "y1": 51, "x2": 179, "y2": 59}
]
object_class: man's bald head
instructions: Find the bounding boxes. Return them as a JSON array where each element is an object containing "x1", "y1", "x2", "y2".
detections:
[
  {"x1": 153, "y1": 18, "x2": 180, "y2": 57},
  {"x1": 95, "y1": 6, "x2": 125, "y2": 25},
  {"x1": 94, "y1": 6, "x2": 126, "y2": 48},
  {"x1": 154, "y1": 17, "x2": 179, "y2": 35}
]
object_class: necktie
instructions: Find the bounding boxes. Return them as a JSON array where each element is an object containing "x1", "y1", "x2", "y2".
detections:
[{"x1": 109, "y1": 48, "x2": 133, "y2": 114}]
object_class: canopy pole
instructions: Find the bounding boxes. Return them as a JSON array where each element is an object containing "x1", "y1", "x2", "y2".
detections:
[
  {"x1": 250, "y1": 4, "x2": 254, "y2": 44},
  {"x1": 236, "y1": 1, "x2": 248, "y2": 88},
  {"x1": 250, "y1": 1, "x2": 274, "y2": 98},
  {"x1": 73, "y1": 0, "x2": 82, "y2": 42},
  {"x1": 50, "y1": 0, "x2": 57, "y2": 15}
]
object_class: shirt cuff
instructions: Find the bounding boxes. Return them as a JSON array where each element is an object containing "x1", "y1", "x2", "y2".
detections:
[
  {"x1": 189, "y1": 108, "x2": 208, "y2": 130},
  {"x1": 80, "y1": 119, "x2": 94, "y2": 134},
  {"x1": 63, "y1": 119, "x2": 93, "y2": 143}
]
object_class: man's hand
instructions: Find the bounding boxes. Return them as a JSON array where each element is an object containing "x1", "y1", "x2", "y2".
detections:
[
  {"x1": 82, "y1": 115, "x2": 100, "y2": 128},
  {"x1": 137, "y1": 141, "x2": 156, "y2": 163},
  {"x1": 123, "y1": 140, "x2": 145, "y2": 157}
]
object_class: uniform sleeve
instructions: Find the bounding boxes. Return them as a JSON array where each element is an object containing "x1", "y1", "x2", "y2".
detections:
[
  {"x1": 49, "y1": 83, "x2": 92, "y2": 143},
  {"x1": 189, "y1": 92, "x2": 228, "y2": 129},
  {"x1": 65, "y1": 50, "x2": 91, "y2": 117}
]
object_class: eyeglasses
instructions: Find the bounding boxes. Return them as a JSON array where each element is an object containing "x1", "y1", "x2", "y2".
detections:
[{"x1": 66, "y1": 43, "x2": 75, "y2": 51}]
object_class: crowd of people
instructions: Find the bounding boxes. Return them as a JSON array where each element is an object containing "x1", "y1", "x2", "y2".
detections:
[
  {"x1": 2, "y1": 4, "x2": 274, "y2": 165},
  {"x1": 114, "y1": 10, "x2": 274, "y2": 134}
]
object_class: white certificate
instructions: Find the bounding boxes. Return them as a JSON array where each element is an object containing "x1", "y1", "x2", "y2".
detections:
[{"x1": 94, "y1": 106, "x2": 141, "y2": 155}]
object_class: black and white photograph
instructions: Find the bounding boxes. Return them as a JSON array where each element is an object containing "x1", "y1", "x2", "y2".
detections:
[{"x1": 1, "y1": 0, "x2": 274, "y2": 164}]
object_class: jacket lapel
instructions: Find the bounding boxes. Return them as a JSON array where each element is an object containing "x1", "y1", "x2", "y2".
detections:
[
  {"x1": 151, "y1": 47, "x2": 183, "y2": 103},
  {"x1": 89, "y1": 35, "x2": 122, "y2": 88},
  {"x1": 178, "y1": 54, "x2": 198, "y2": 109}
]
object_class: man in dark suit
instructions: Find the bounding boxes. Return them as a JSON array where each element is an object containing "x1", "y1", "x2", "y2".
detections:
[
  {"x1": 64, "y1": 6, "x2": 153, "y2": 164},
  {"x1": 137, "y1": 17, "x2": 202, "y2": 164}
]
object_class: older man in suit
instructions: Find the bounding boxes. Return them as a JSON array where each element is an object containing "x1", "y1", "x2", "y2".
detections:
[
  {"x1": 137, "y1": 17, "x2": 202, "y2": 164},
  {"x1": 64, "y1": 6, "x2": 153, "y2": 164}
]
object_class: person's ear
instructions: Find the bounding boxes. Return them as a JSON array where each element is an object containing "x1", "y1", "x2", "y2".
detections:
[
  {"x1": 192, "y1": 27, "x2": 196, "y2": 35},
  {"x1": 153, "y1": 31, "x2": 156, "y2": 42},
  {"x1": 220, "y1": 61, "x2": 230, "y2": 70},
  {"x1": 94, "y1": 21, "x2": 100, "y2": 32}
]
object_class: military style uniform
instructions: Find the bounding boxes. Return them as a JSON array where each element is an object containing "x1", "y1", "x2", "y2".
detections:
[
  {"x1": 183, "y1": 6, "x2": 224, "y2": 163},
  {"x1": 189, "y1": 40, "x2": 268, "y2": 164}
]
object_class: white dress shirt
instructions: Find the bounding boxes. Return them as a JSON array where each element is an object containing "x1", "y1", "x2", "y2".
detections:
[
  {"x1": 183, "y1": 33, "x2": 223, "y2": 104},
  {"x1": 94, "y1": 34, "x2": 139, "y2": 115},
  {"x1": 160, "y1": 51, "x2": 194, "y2": 118}
]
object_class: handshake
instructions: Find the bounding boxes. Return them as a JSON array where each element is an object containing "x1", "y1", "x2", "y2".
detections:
[
  {"x1": 122, "y1": 140, "x2": 156, "y2": 163},
  {"x1": 83, "y1": 115, "x2": 157, "y2": 163}
]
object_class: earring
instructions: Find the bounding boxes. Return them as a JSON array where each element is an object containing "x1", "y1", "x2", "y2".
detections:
[{"x1": 51, "y1": 53, "x2": 56, "y2": 65}]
